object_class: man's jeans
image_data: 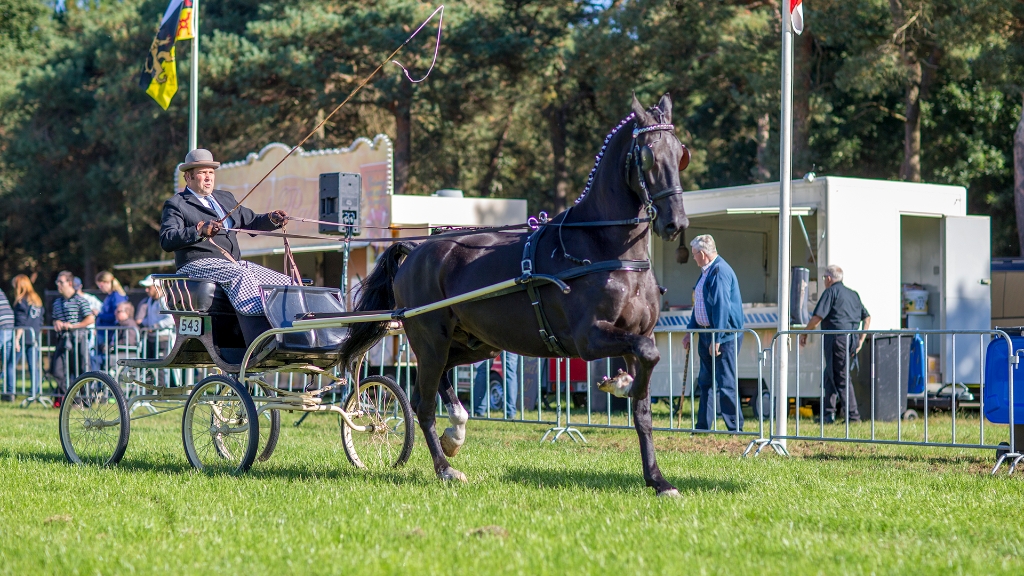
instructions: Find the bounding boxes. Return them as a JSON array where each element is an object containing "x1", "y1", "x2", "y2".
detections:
[
  {"x1": 696, "y1": 333, "x2": 744, "y2": 432},
  {"x1": 5, "y1": 330, "x2": 40, "y2": 397},
  {"x1": 1, "y1": 330, "x2": 14, "y2": 396},
  {"x1": 473, "y1": 353, "x2": 518, "y2": 419}
]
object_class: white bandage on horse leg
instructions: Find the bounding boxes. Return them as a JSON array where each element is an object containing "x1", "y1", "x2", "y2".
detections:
[
  {"x1": 597, "y1": 369, "x2": 634, "y2": 398},
  {"x1": 440, "y1": 401, "x2": 469, "y2": 457}
]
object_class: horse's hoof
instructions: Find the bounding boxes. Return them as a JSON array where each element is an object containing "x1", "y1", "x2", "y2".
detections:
[
  {"x1": 438, "y1": 467, "x2": 468, "y2": 483},
  {"x1": 597, "y1": 371, "x2": 634, "y2": 398},
  {"x1": 657, "y1": 488, "x2": 681, "y2": 498},
  {"x1": 440, "y1": 430, "x2": 463, "y2": 458}
]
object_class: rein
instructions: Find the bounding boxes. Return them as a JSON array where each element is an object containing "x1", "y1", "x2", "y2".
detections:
[{"x1": 218, "y1": 5, "x2": 446, "y2": 223}]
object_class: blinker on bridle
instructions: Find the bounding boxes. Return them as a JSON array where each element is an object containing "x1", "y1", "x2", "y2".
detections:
[{"x1": 628, "y1": 123, "x2": 690, "y2": 220}]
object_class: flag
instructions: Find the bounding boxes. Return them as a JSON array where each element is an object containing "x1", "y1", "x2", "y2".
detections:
[
  {"x1": 790, "y1": 0, "x2": 804, "y2": 35},
  {"x1": 139, "y1": 0, "x2": 193, "y2": 110},
  {"x1": 176, "y1": 0, "x2": 194, "y2": 41}
]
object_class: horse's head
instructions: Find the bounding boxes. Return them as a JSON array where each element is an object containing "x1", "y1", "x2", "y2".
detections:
[{"x1": 627, "y1": 93, "x2": 690, "y2": 241}]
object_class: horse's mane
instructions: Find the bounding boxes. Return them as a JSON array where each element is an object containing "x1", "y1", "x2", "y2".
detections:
[{"x1": 575, "y1": 112, "x2": 636, "y2": 205}]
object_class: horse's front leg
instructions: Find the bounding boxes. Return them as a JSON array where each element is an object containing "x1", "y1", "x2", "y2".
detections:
[
  {"x1": 626, "y1": 350, "x2": 680, "y2": 497},
  {"x1": 581, "y1": 325, "x2": 679, "y2": 496}
]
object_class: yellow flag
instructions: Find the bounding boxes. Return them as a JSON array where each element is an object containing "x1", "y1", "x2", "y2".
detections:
[
  {"x1": 145, "y1": 46, "x2": 178, "y2": 110},
  {"x1": 176, "y1": 1, "x2": 194, "y2": 41},
  {"x1": 139, "y1": 0, "x2": 186, "y2": 109}
]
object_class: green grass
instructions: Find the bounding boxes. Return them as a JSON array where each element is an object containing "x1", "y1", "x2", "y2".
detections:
[{"x1": 1, "y1": 402, "x2": 1023, "y2": 575}]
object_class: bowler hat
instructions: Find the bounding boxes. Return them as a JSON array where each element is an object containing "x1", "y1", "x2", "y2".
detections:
[{"x1": 180, "y1": 148, "x2": 221, "y2": 171}]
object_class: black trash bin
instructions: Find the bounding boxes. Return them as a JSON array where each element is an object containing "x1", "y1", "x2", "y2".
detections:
[{"x1": 853, "y1": 334, "x2": 911, "y2": 422}]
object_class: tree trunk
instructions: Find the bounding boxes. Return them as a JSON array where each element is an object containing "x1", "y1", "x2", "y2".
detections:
[
  {"x1": 479, "y1": 113, "x2": 513, "y2": 197},
  {"x1": 753, "y1": 112, "x2": 772, "y2": 182},
  {"x1": 899, "y1": 46, "x2": 941, "y2": 182},
  {"x1": 1014, "y1": 94, "x2": 1024, "y2": 256},
  {"x1": 546, "y1": 105, "x2": 570, "y2": 213},
  {"x1": 900, "y1": 58, "x2": 923, "y2": 182},
  {"x1": 389, "y1": 83, "x2": 413, "y2": 195},
  {"x1": 793, "y1": 30, "x2": 814, "y2": 177}
]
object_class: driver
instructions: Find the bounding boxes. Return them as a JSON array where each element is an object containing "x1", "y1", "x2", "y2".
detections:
[{"x1": 159, "y1": 148, "x2": 298, "y2": 317}]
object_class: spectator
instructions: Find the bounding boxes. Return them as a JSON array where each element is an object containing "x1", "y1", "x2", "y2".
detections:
[
  {"x1": 0, "y1": 289, "x2": 14, "y2": 402},
  {"x1": 94, "y1": 271, "x2": 128, "y2": 335},
  {"x1": 682, "y1": 234, "x2": 745, "y2": 432},
  {"x1": 73, "y1": 276, "x2": 103, "y2": 314},
  {"x1": 8, "y1": 275, "x2": 44, "y2": 401},
  {"x1": 51, "y1": 271, "x2": 96, "y2": 405},
  {"x1": 473, "y1": 352, "x2": 519, "y2": 419},
  {"x1": 136, "y1": 275, "x2": 174, "y2": 359},
  {"x1": 113, "y1": 301, "x2": 139, "y2": 348},
  {"x1": 800, "y1": 265, "x2": 871, "y2": 424}
]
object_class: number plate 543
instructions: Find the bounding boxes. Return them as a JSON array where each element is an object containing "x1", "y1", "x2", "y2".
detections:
[{"x1": 179, "y1": 317, "x2": 202, "y2": 336}]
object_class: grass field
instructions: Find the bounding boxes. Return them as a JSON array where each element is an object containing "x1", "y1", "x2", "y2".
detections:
[{"x1": 1, "y1": 402, "x2": 1023, "y2": 575}]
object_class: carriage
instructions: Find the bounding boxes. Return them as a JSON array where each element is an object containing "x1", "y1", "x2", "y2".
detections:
[
  {"x1": 56, "y1": 274, "x2": 416, "y2": 474},
  {"x1": 56, "y1": 94, "x2": 693, "y2": 495}
]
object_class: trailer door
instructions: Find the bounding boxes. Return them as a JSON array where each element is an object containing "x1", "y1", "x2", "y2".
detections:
[{"x1": 942, "y1": 215, "x2": 991, "y2": 383}]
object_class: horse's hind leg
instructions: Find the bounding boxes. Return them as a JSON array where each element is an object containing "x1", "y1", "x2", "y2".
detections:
[
  {"x1": 409, "y1": 338, "x2": 467, "y2": 482},
  {"x1": 437, "y1": 371, "x2": 469, "y2": 457}
]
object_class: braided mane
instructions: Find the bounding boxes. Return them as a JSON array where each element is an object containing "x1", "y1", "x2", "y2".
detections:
[{"x1": 575, "y1": 112, "x2": 637, "y2": 205}]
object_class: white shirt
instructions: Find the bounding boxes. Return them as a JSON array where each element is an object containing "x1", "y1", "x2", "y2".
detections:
[
  {"x1": 188, "y1": 187, "x2": 234, "y2": 229},
  {"x1": 692, "y1": 255, "x2": 718, "y2": 327}
]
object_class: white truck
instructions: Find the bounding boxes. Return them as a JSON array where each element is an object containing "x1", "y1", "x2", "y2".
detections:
[{"x1": 647, "y1": 176, "x2": 992, "y2": 401}]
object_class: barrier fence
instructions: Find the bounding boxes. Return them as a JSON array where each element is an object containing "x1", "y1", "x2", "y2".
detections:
[
  {"x1": 759, "y1": 329, "x2": 1021, "y2": 474},
  {"x1": 445, "y1": 329, "x2": 769, "y2": 446},
  {"x1": 7, "y1": 321, "x2": 1021, "y2": 474}
]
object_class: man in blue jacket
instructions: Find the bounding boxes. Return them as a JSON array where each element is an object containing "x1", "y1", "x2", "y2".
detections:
[{"x1": 682, "y1": 234, "x2": 745, "y2": 431}]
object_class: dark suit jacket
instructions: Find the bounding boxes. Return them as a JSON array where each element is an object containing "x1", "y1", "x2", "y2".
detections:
[
  {"x1": 160, "y1": 188, "x2": 280, "y2": 269},
  {"x1": 687, "y1": 256, "x2": 745, "y2": 342}
]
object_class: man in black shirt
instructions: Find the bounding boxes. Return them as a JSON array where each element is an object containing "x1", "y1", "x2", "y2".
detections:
[
  {"x1": 799, "y1": 264, "x2": 871, "y2": 423},
  {"x1": 50, "y1": 271, "x2": 96, "y2": 402}
]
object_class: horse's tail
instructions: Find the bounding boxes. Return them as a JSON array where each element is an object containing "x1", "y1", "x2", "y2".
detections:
[{"x1": 338, "y1": 241, "x2": 416, "y2": 374}]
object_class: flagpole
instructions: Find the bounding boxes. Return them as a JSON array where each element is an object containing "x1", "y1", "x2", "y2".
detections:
[
  {"x1": 775, "y1": 1, "x2": 795, "y2": 450},
  {"x1": 188, "y1": 0, "x2": 199, "y2": 151}
]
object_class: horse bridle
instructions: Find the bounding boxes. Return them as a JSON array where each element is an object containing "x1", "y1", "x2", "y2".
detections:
[{"x1": 626, "y1": 123, "x2": 687, "y2": 221}]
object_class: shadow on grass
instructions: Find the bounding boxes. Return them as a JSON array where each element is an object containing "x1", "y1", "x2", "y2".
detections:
[
  {"x1": 1, "y1": 445, "x2": 436, "y2": 486},
  {"x1": 502, "y1": 463, "x2": 746, "y2": 494},
  {"x1": 804, "y1": 451, "x2": 990, "y2": 465}
]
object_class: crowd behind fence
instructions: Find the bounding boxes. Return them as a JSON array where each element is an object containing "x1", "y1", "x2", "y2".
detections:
[{"x1": 4, "y1": 322, "x2": 1021, "y2": 473}]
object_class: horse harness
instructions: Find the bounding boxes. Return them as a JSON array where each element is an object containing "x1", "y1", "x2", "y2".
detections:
[{"x1": 514, "y1": 121, "x2": 683, "y2": 357}]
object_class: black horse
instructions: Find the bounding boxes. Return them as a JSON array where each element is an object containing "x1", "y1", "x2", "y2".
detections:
[{"x1": 340, "y1": 94, "x2": 689, "y2": 496}]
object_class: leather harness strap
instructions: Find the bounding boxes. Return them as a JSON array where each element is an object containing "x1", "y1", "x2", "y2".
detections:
[{"x1": 512, "y1": 226, "x2": 651, "y2": 357}]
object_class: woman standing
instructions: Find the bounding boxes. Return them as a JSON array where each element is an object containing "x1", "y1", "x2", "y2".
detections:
[
  {"x1": 94, "y1": 271, "x2": 129, "y2": 363},
  {"x1": 9, "y1": 275, "x2": 43, "y2": 398},
  {"x1": 94, "y1": 271, "x2": 128, "y2": 328}
]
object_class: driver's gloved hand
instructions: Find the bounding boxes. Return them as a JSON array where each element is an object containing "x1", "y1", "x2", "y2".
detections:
[
  {"x1": 268, "y1": 210, "x2": 288, "y2": 227},
  {"x1": 198, "y1": 220, "x2": 223, "y2": 238}
]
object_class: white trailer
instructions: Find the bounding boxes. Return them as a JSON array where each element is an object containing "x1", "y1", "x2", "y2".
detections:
[{"x1": 648, "y1": 176, "x2": 991, "y2": 398}]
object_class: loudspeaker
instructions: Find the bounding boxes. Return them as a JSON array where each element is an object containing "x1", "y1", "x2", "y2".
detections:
[{"x1": 318, "y1": 172, "x2": 361, "y2": 235}]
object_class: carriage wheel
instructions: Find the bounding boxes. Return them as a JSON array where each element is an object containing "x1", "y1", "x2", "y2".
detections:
[
  {"x1": 249, "y1": 385, "x2": 281, "y2": 463},
  {"x1": 256, "y1": 407, "x2": 281, "y2": 463},
  {"x1": 59, "y1": 372, "x2": 130, "y2": 466},
  {"x1": 182, "y1": 374, "x2": 258, "y2": 474},
  {"x1": 341, "y1": 376, "x2": 414, "y2": 470}
]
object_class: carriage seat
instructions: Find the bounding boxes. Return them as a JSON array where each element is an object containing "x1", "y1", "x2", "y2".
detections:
[
  {"x1": 261, "y1": 286, "x2": 348, "y2": 353},
  {"x1": 160, "y1": 277, "x2": 235, "y2": 315}
]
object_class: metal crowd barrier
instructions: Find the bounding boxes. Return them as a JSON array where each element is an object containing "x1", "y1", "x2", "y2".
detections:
[
  {"x1": 759, "y1": 329, "x2": 1021, "y2": 474},
  {"x1": 1, "y1": 327, "x2": 43, "y2": 404},
  {"x1": 441, "y1": 329, "x2": 768, "y2": 446}
]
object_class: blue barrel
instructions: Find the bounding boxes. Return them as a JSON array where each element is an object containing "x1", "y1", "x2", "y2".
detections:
[
  {"x1": 907, "y1": 335, "x2": 926, "y2": 395},
  {"x1": 983, "y1": 335, "x2": 1024, "y2": 425}
]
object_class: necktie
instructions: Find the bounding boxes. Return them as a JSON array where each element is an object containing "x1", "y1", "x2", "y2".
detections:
[{"x1": 201, "y1": 195, "x2": 233, "y2": 229}]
